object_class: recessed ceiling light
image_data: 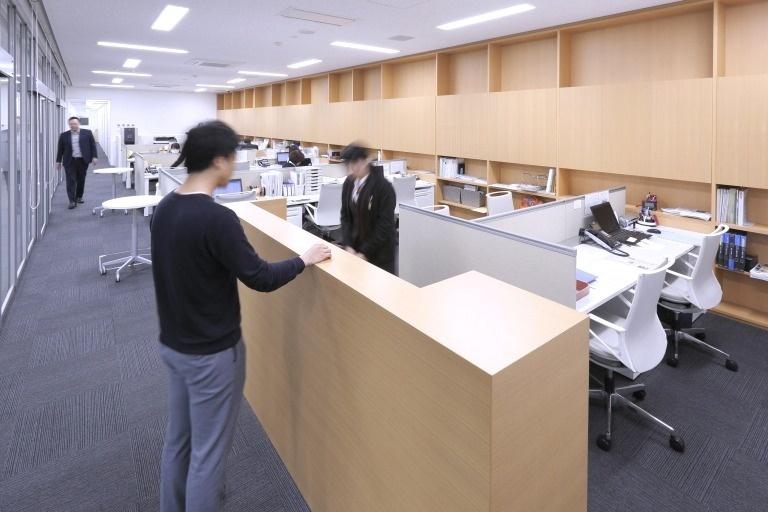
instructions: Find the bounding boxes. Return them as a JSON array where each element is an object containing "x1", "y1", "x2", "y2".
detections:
[
  {"x1": 238, "y1": 70, "x2": 289, "y2": 77},
  {"x1": 330, "y1": 41, "x2": 400, "y2": 54},
  {"x1": 194, "y1": 87, "x2": 207, "y2": 92},
  {"x1": 437, "y1": 3, "x2": 535, "y2": 30},
  {"x1": 92, "y1": 70, "x2": 152, "y2": 77},
  {"x1": 91, "y1": 83, "x2": 135, "y2": 89},
  {"x1": 287, "y1": 59, "x2": 322, "y2": 69},
  {"x1": 97, "y1": 41, "x2": 188, "y2": 54},
  {"x1": 151, "y1": 5, "x2": 189, "y2": 31},
  {"x1": 226, "y1": 78, "x2": 246, "y2": 84},
  {"x1": 122, "y1": 58, "x2": 142, "y2": 69},
  {"x1": 195, "y1": 83, "x2": 235, "y2": 89},
  {"x1": 111, "y1": 77, "x2": 124, "y2": 84}
]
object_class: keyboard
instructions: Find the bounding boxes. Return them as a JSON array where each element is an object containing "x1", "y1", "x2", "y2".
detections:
[{"x1": 611, "y1": 228, "x2": 651, "y2": 243}]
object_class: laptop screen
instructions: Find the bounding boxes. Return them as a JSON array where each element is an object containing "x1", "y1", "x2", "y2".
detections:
[
  {"x1": 214, "y1": 178, "x2": 243, "y2": 196},
  {"x1": 276, "y1": 151, "x2": 289, "y2": 164},
  {"x1": 590, "y1": 201, "x2": 621, "y2": 233}
]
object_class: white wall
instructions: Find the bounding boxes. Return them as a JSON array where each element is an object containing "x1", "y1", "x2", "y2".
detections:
[{"x1": 67, "y1": 87, "x2": 217, "y2": 162}]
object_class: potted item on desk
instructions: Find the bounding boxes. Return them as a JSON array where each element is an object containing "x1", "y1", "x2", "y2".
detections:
[
  {"x1": 637, "y1": 206, "x2": 658, "y2": 227},
  {"x1": 644, "y1": 192, "x2": 658, "y2": 211}
]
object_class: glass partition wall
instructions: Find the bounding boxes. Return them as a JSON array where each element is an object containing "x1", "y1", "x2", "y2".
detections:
[{"x1": 0, "y1": 0, "x2": 68, "y2": 320}]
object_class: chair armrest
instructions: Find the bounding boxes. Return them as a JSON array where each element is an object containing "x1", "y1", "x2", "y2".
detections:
[
  {"x1": 666, "y1": 269, "x2": 693, "y2": 281},
  {"x1": 304, "y1": 203, "x2": 317, "y2": 223},
  {"x1": 588, "y1": 314, "x2": 626, "y2": 333}
]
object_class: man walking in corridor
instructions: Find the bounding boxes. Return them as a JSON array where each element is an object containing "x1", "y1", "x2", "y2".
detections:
[{"x1": 55, "y1": 116, "x2": 98, "y2": 209}]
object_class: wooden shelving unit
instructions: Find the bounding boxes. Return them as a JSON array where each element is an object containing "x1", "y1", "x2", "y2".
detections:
[
  {"x1": 438, "y1": 200, "x2": 487, "y2": 215},
  {"x1": 215, "y1": 0, "x2": 768, "y2": 328}
]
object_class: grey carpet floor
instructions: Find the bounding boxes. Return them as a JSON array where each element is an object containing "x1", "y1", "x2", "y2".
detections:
[{"x1": 0, "y1": 149, "x2": 767, "y2": 511}]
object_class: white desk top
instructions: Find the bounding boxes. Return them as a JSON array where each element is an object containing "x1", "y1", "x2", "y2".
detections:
[
  {"x1": 565, "y1": 235, "x2": 694, "y2": 313},
  {"x1": 103, "y1": 195, "x2": 161, "y2": 210},
  {"x1": 94, "y1": 167, "x2": 132, "y2": 175}
]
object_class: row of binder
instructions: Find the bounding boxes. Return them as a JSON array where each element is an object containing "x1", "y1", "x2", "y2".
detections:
[
  {"x1": 716, "y1": 187, "x2": 748, "y2": 225},
  {"x1": 717, "y1": 232, "x2": 747, "y2": 271},
  {"x1": 438, "y1": 157, "x2": 462, "y2": 179}
]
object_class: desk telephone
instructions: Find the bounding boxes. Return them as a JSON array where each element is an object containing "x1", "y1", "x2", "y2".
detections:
[{"x1": 579, "y1": 228, "x2": 630, "y2": 257}]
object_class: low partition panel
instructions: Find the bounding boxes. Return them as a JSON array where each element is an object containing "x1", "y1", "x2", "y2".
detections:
[
  {"x1": 230, "y1": 202, "x2": 588, "y2": 512},
  {"x1": 398, "y1": 204, "x2": 576, "y2": 307}
]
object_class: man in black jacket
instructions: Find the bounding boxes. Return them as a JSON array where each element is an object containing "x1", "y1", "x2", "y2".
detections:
[
  {"x1": 339, "y1": 144, "x2": 397, "y2": 273},
  {"x1": 55, "y1": 116, "x2": 98, "y2": 209}
]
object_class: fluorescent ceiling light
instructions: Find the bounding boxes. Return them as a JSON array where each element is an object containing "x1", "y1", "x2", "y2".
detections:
[
  {"x1": 330, "y1": 41, "x2": 400, "y2": 54},
  {"x1": 195, "y1": 83, "x2": 235, "y2": 89},
  {"x1": 194, "y1": 87, "x2": 207, "y2": 92},
  {"x1": 122, "y1": 58, "x2": 141, "y2": 69},
  {"x1": 238, "y1": 70, "x2": 288, "y2": 77},
  {"x1": 287, "y1": 59, "x2": 322, "y2": 69},
  {"x1": 91, "y1": 83, "x2": 135, "y2": 89},
  {"x1": 92, "y1": 70, "x2": 152, "y2": 77},
  {"x1": 437, "y1": 3, "x2": 535, "y2": 30},
  {"x1": 226, "y1": 78, "x2": 246, "y2": 84},
  {"x1": 151, "y1": 5, "x2": 189, "y2": 31},
  {"x1": 111, "y1": 77, "x2": 124, "y2": 84},
  {"x1": 97, "y1": 41, "x2": 188, "y2": 54}
]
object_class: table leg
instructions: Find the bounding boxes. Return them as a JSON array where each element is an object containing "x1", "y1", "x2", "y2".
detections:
[{"x1": 113, "y1": 208, "x2": 152, "y2": 282}]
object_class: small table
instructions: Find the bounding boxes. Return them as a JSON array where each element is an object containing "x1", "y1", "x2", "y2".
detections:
[
  {"x1": 98, "y1": 195, "x2": 161, "y2": 282},
  {"x1": 92, "y1": 167, "x2": 133, "y2": 217}
]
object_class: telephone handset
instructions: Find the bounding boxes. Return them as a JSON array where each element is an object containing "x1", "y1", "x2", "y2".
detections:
[{"x1": 580, "y1": 228, "x2": 629, "y2": 257}]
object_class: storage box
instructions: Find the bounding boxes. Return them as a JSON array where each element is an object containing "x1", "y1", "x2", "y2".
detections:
[
  {"x1": 460, "y1": 188, "x2": 486, "y2": 208},
  {"x1": 441, "y1": 184, "x2": 461, "y2": 203}
]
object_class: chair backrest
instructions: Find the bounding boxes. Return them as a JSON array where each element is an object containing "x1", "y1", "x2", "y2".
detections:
[
  {"x1": 316, "y1": 183, "x2": 343, "y2": 226},
  {"x1": 486, "y1": 191, "x2": 514, "y2": 216},
  {"x1": 392, "y1": 175, "x2": 417, "y2": 214},
  {"x1": 684, "y1": 224, "x2": 728, "y2": 309},
  {"x1": 421, "y1": 204, "x2": 450, "y2": 216},
  {"x1": 214, "y1": 190, "x2": 258, "y2": 204},
  {"x1": 615, "y1": 259, "x2": 674, "y2": 373}
]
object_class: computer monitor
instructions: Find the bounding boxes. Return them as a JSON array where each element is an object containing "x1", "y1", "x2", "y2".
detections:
[
  {"x1": 214, "y1": 178, "x2": 243, "y2": 196},
  {"x1": 276, "y1": 151, "x2": 289, "y2": 164},
  {"x1": 590, "y1": 201, "x2": 621, "y2": 233}
]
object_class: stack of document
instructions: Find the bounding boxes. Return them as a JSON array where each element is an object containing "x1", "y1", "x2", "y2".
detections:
[
  {"x1": 260, "y1": 171, "x2": 283, "y2": 197},
  {"x1": 439, "y1": 157, "x2": 460, "y2": 178},
  {"x1": 289, "y1": 169, "x2": 307, "y2": 196},
  {"x1": 660, "y1": 208, "x2": 712, "y2": 221},
  {"x1": 750, "y1": 263, "x2": 768, "y2": 282},
  {"x1": 716, "y1": 187, "x2": 748, "y2": 224}
]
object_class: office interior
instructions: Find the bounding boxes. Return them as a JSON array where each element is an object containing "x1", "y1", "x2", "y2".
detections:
[{"x1": 1, "y1": 0, "x2": 767, "y2": 510}]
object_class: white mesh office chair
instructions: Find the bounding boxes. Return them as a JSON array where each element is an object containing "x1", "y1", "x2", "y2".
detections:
[
  {"x1": 214, "y1": 190, "x2": 258, "y2": 204},
  {"x1": 589, "y1": 258, "x2": 685, "y2": 453},
  {"x1": 486, "y1": 191, "x2": 514, "y2": 216},
  {"x1": 392, "y1": 176, "x2": 417, "y2": 215},
  {"x1": 421, "y1": 204, "x2": 450, "y2": 216},
  {"x1": 305, "y1": 183, "x2": 343, "y2": 240},
  {"x1": 658, "y1": 224, "x2": 737, "y2": 371}
]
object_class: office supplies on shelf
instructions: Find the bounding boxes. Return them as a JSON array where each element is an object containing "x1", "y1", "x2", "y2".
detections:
[
  {"x1": 545, "y1": 168, "x2": 556, "y2": 194},
  {"x1": 716, "y1": 186, "x2": 748, "y2": 225},
  {"x1": 750, "y1": 263, "x2": 768, "y2": 282},
  {"x1": 660, "y1": 207, "x2": 712, "y2": 221},
  {"x1": 718, "y1": 230, "x2": 748, "y2": 271},
  {"x1": 438, "y1": 157, "x2": 460, "y2": 179}
]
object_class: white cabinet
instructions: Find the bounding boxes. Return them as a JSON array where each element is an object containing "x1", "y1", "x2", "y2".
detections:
[{"x1": 287, "y1": 205, "x2": 303, "y2": 228}]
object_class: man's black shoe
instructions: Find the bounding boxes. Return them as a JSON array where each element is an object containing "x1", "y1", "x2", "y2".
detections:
[
  {"x1": 68, "y1": 202, "x2": 76, "y2": 209},
  {"x1": 76, "y1": 197, "x2": 84, "y2": 204}
]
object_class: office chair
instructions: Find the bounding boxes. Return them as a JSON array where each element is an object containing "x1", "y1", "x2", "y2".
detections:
[
  {"x1": 214, "y1": 190, "x2": 258, "y2": 204},
  {"x1": 421, "y1": 204, "x2": 450, "y2": 216},
  {"x1": 658, "y1": 224, "x2": 738, "y2": 371},
  {"x1": 486, "y1": 191, "x2": 514, "y2": 216},
  {"x1": 589, "y1": 258, "x2": 685, "y2": 453},
  {"x1": 305, "y1": 183, "x2": 343, "y2": 240},
  {"x1": 392, "y1": 175, "x2": 417, "y2": 215}
]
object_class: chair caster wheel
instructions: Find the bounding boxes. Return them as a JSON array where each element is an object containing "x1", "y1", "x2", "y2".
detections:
[
  {"x1": 596, "y1": 434, "x2": 612, "y2": 452},
  {"x1": 725, "y1": 359, "x2": 739, "y2": 372},
  {"x1": 115, "y1": 276, "x2": 121, "y2": 283},
  {"x1": 632, "y1": 390, "x2": 647, "y2": 401},
  {"x1": 669, "y1": 435, "x2": 685, "y2": 453},
  {"x1": 100, "y1": 269, "x2": 106, "y2": 276},
  {"x1": 666, "y1": 357, "x2": 679, "y2": 368}
]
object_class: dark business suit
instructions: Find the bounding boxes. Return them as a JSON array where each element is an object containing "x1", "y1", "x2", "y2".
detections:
[
  {"x1": 56, "y1": 128, "x2": 97, "y2": 202},
  {"x1": 340, "y1": 166, "x2": 397, "y2": 273}
]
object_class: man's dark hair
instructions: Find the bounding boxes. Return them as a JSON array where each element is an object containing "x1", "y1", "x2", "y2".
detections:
[
  {"x1": 340, "y1": 143, "x2": 368, "y2": 163},
  {"x1": 68, "y1": 116, "x2": 79, "y2": 122},
  {"x1": 172, "y1": 120, "x2": 239, "y2": 173},
  {"x1": 288, "y1": 149, "x2": 304, "y2": 166}
]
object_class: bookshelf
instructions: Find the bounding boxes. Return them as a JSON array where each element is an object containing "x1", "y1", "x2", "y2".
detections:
[{"x1": 216, "y1": 0, "x2": 768, "y2": 328}]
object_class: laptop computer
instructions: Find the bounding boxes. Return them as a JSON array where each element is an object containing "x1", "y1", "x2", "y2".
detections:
[
  {"x1": 214, "y1": 178, "x2": 243, "y2": 196},
  {"x1": 590, "y1": 201, "x2": 650, "y2": 244}
]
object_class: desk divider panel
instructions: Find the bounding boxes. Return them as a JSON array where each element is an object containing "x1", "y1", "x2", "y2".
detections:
[
  {"x1": 476, "y1": 187, "x2": 627, "y2": 243},
  {"x1": 398, "y1": 204, "x2": 576, "y2": 307}
]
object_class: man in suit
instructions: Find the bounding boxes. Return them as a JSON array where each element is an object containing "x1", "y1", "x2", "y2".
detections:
[{"x1": 56, "y1": 116, "x2": 98, "y2": 209}]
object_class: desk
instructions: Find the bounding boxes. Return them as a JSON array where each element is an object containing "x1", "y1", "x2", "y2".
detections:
[
  {"x1": 92, "y1": 167, "x2": 132, "y2": 217},
  {"x1": 98, "y1": 195, "x2": 161, "y2": 282},
  {"x1": 563, "y1": 235, "x2": 694, "y2": 313}
]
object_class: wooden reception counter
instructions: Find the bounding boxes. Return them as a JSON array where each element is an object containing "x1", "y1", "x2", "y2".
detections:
[{"x1": 229, "y1": 200, "x2": 589, "y2": 512}]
